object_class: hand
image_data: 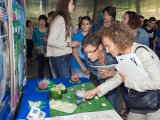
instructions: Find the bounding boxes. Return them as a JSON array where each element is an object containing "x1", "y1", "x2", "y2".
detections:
[
  {"x1": 98, "y1": 69, "x2": 116, "y2": 79},
  {"x1": 83, "y1": 87, "x2": 100, "y2": 101},
  {"x1": 69, "y1": 41, "x2": 80, "y2": 48},
  {"x1": 43, "y1": 37, "x2": 47, "y2": 42},
  {"x1": 44, "y1": 54, "x2": 47, "y2": 58},
  {"x1": 118, "y1": 71, "x2": 127, "y2": 82},
  {"x1": 81, "y1": 66, "x2": 90, "y2": 75}
]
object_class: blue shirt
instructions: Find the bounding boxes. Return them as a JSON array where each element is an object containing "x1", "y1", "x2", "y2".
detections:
[
  {"x1": 85, "y1": 49, "x2": 117, "y2": 84},
  {"x1": 156, "y1": 26, "x2": 160, "y2": 53},
  {"x1": 91, "y1": 22, "x2": 104, "y2": 33},
  {"x1": 136, "y1": 27, "x2": 149, "y2": 47},
  {"x1": 32, "y1": 28, "x2": 46, "y2": 46},
  {"x1": 156, "y1": 26, "x2": 160, "y2": 38},
  {"x1": 71, "y1": 32, "x2": 88, "y2": 69}
]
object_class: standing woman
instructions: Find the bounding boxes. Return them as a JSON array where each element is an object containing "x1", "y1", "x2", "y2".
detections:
[
  {"x1": 47, "y1": 0, "x2": 80, "y2": 78},
  {"x1": 32, "y1": 15, "x2": 48, "y2": 79},
  {"x1": 26, "y1": 20, "x2": 34, "y2": 61}
]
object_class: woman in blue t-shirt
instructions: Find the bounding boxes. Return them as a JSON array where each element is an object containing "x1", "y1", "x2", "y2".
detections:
[{"x1": 71, "y1": 16, "x2": 92, "y2": 78}]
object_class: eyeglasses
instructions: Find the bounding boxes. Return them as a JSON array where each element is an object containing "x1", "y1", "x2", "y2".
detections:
[
  {"x1": 103, "y1": 45, "x2": 110, "y2": 50},
  {"x1": 82, "y1": 46, "x2": 98, "y2": 55}
]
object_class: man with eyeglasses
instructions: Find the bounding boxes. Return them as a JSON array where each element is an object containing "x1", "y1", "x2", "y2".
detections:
[{"x1": 82, "y1": 33, "x2": 118, "y2": 110}]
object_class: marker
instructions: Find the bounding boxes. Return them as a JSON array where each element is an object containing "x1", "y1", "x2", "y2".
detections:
[
  {"x1": 94, "y1": 69, "x2": 98, "y2": 71},
  {"x1": 76, "y1": 98, "x2": 86, "y2": 105}
]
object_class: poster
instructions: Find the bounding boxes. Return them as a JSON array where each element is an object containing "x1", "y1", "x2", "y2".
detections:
[
  {"x1": 12, "y1": 0, "x2": 26, "y2": 111},
  {"x1": 0, "y1": 0, "x2": 11, "y2": 119}
]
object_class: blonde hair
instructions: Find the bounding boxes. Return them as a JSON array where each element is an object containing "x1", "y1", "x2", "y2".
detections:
[{"x1": 96, "y1": 22, "x2": 136, "y2": 51}]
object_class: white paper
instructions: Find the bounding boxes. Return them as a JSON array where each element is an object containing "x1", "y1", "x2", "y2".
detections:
[
  {"x1": 116, "y1": 53, "x2": 146, "y2": 72},
  {"x1": 115, "y1": 57, "x2": 149, "y2": 79},
  {"x1": 90, "y1": 64, "x2": 117, "y2": 70}
]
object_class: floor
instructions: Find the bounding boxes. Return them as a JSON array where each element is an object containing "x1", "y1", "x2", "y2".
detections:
[{"x1": 14, "y1": 48, "x2": 124, "y2": 119}]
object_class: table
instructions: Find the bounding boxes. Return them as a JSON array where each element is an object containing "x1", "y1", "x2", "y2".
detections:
[{"x1": 16, "y1": 78, "x2": 122, "y2": 120}]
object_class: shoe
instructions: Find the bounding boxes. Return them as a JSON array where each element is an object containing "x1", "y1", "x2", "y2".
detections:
[
  {"x1": 118, "y1": 108, "x2": 128, "y2": 120},
  {"x1": 29, "y1": 58, "x2": 34, "y2": 60}
]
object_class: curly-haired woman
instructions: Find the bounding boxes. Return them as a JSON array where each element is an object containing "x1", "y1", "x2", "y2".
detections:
[{"x1": 83, "y1": 23, "x2": 160, "y2": 120}]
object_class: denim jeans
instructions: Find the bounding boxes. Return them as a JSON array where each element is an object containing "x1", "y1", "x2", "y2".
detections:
[
  {"x1": 71, "y1": 68, "x2": 89, "y2": 79},
  {"x1": 27, "y1": 39, "x2": 33, "y2": 59},
  {"x1": 37, "y1": 55, "x2": 45, "y2": 79},
  {"x1": 120, "y1": 83, "x2": 129, "y2": 112},
  {"x1": 104, "y1": 87, "x2": 117, "y2": 110},
  {"x1": 50, "y1": 55, "x2": 71, "y2": 78},
  {"x1": 90, "y1": 73, "x2": 118, "y2": 110}
]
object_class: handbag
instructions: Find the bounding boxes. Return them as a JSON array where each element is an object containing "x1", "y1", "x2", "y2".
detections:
[
  {"x1": 128, "y1": 46, "x2": 160, "y2": 110},
  {"x1": 35, "y1": 45, "x2": 45, "y2": 57},
  {"x1": 34, "y1": 29, "x2": 47, "y2": 57}
]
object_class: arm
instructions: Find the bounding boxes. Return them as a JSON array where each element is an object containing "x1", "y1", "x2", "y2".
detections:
[
  {"x1": 73, "y1": 25, "x2": 78, "y2": 34},
  {"x1": 97, "y1": 72, "x2": 122, "y2": 97},
  {"x1": 125, "y1": 50, "x2": 160, "y2": 92},
  {"x1": 47, "y1": 16, "x2": 67, "y2": 49},
  {"x1": 72, "y1": 47, "x2": 89, "y2": 74},
  {"x1": 32, "y1": 30, "x2": 37, "y2": 45},
  {"x1": 142, "y1": 31, "x2": 149, "y2": 47},
  {"x1": 153, "y1": 40, "x2": 156, "y2": 52}
]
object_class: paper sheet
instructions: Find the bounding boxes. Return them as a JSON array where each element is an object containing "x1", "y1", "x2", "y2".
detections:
[{"x1": 90, "y1": 64, "x2": 117, "y2": 70}]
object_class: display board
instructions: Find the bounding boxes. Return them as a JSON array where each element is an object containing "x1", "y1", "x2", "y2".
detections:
[
  {"x1": 0, "y1": 0, "x2": 11, "y2": 119},
  {"x1": 12, "y1": 0, "x2": 26, "y2": 112}
]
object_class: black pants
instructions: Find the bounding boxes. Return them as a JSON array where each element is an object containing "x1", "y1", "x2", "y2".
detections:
[
  {"x1": 37, "y1": 55, "x2": 45, "y2": 79},
  {"x1": 27, "y1": 39, "x2": 33, "y2": 59}
]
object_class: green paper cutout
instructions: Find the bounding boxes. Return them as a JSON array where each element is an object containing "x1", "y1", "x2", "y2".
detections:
[
  {"x1": 69, "y1": 79, "x2": 81, "y2": 84},
  {"x1": 35, "y1": 81, "x2": 54, "y2": 92},
  {"x1": 28, "y1": 101, "x2": 46, "y2": 110}
]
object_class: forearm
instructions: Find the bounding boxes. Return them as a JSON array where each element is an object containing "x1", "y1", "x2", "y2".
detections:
[
  {"x1": 72, "y1": 49, "x2": 85, "y2": 68},
  {"x1": 153, "y1": 40, "x2": 156, "y2": 52}
]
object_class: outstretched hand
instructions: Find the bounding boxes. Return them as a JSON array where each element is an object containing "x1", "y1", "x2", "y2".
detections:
[{"x1": 83, "y1": 87, "x2": 100, "y2": 102}]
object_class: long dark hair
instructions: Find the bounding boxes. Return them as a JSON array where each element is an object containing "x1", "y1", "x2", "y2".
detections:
[
  {"x1": 26, "y1": 20, "x2": 31, "y2": 27},
  {"x1": 125, "y1": 11, "x2": 141, "y2": 29},
  {"x1": 48, "y1": 0, "x2": 71, "y2": 40}
]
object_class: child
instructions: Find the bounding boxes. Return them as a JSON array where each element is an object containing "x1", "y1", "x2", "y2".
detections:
[{"x1": 71, "y1": 16, "x2": 92, "y2": 78}]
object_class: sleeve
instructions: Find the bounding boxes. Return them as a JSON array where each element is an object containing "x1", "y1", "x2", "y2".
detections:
[
  {"x1": 156, "y1": 26, "x2": 160, "y2": 38},
  {"x1": 73, "y1": 25, "x2": 78, "y2": 34},
  {"x1": 91, "y1": 25, "x2": 96, "y2": 33},
  {"x1": 85, "y1": 57, "x2": 101, "y2": 80},
  {"x1": 47, "y1": 16, "x2": 67, "y2": 49},
  {"x1": 32, "y1": 29, "x2": 37, "y2": 45},
  {"x1": 97, "y1": 72, "x2": 122, "y2": 97},
  {"x1": 142, "y1": 31, "x2": 149, "y2": 47},
  {"x1": 125, "y1": 50, "x2": 160, "y2": 92},
  {"x1": 72, "y1": 34, "x2": 78, "y2": 42}
]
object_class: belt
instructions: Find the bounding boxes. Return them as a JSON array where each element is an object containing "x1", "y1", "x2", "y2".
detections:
[{"x1": 61, "y1": 54, "x2": 71, "y2": 57}]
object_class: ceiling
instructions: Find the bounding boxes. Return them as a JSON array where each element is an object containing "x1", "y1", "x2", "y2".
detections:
[{"x1": 25, "y1": 0, "x2": 160, "y2": 26}]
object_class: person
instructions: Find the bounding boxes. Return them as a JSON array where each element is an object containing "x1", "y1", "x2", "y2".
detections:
[
  {"x1": 121, "y1": 11, "x2": 149, "y2": 47},
  {"x1": 144, "y1": 17, "x2": 156, "y2": 50},
  {"x1": 26, "y1": 20, "x2": 34, "y2": 61},
  {"x1": 32, "y1": 15, "x2": 48, "y2": 79},
  {"x1": 73, "y1": 17, "x2": 82, "y2": 34},
  {"x1": 142, "y1": 19, "x2": 149, "y2": 29},
  {"x1": 154, "y1": 21, "x2": 159, "y2": 31},
  {"x1": 91, "y1": 6, "x2": 116, "y2": 32},
  {"x1": 83, "y1": 23, "x2": 160, "y2": 120},
  {"x1": 155, "y1": 26, "x2": 160, "y2": 58},
  {"x1": 138, "y1": 15, "x2": 144, "y2": 28},
  {"x1": 71, "y1": 16, "x2": 92, "y2": 78},
  {"x1": 47, "y1": 0, "x2": 80, "y2": 78},
  {"x1": 81, "y1": 32, "x2": 117, "y2": 109},
  {"x1": 48, "y1": 11, "x2": 55, "y2": 22}
]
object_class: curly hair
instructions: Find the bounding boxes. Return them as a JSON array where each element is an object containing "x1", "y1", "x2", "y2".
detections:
[
  {"x1": 125, "y1": 11, "x2": 141, "y2": 29},
  {"x1": 96, "y1": 22, "x2": 136, "y2": 52}
]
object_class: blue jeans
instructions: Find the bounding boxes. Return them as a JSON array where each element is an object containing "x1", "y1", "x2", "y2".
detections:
[
  {"x1": 104, "y1": 87, "x2": 117, "y2": 110},
  {"x1": 50, "y1": 55, "x2": 71, "y2": 78},
  {"x1": 71, "y1": 68, "x2": 89, "y2": 79},
  {"x1": 120, "y1": 83, "x2": 129, "y2": 112}
]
